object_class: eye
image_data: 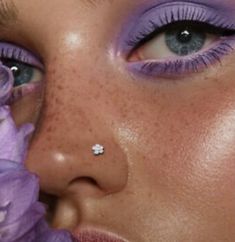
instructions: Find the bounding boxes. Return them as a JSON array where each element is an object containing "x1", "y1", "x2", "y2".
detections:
[
  {"x1": 165, "y1": 23, "x2": 207, "y2": 56},
  {"x1": 2, "y1": 60, "x2": 42, "y2": 87},
  {"x1": 0, "y1": 42, "x2": 44, "y2": 103},
  {"x1": 129, "y1": 22, "x2": 219, "y2": 61},
  {"x1": 124, "y1": 3, "x2": 235, "y2": 77}
]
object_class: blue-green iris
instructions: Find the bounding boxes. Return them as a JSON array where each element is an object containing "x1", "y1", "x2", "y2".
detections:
[{"x1": 165, "y1": 25, "x2": 206, "y2": 56}]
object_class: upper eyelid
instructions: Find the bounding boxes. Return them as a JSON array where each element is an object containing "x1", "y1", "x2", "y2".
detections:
[
  {"x1": 140, "y1": 1, "x2": 235, "y2": 19},
  {"x1": 137, "y1": 3, "x2": 235, "y2": 33},
  {"x1": 131, "y1": 22, "x2": 235, "y2": 50},
  {"x1": 0, "y1": 42, "x2": 44, "y2": 70}
]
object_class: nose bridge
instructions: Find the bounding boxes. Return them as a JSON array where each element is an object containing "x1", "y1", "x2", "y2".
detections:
[{"x1": 28, "y1": 52, "x2": 129, "y2": 198}]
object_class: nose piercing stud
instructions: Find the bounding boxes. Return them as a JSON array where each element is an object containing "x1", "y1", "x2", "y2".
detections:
[{"x1": 92, "y1": 144, "x2": 104, "y2": 156}]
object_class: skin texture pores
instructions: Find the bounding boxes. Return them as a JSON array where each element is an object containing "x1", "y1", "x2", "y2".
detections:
[{"x1": 4, "y1": 0, "x2": 235, "y2": 241}]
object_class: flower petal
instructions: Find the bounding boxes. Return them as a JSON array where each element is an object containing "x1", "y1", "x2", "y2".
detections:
[
  {"x1": 0, "y1": 64, "x2": 14, "y2": 106},
  {"x1": 0, "y1": 169, "x2": 42, "y2": 225},
  {"x1": 0, "y1": 106, "x2": 34, "y2": 163},
  {"x1": 0, "y1": 160, "x2": 23, "y2": 173},
  {"x1": 0, "y1": 202, "x2": 45, "y2": 242},
  {"x1": 0, "y1": 64, "x2": 76, "y2": 241}
]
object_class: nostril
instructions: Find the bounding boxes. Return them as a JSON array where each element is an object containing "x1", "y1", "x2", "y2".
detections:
[
  {"x1": 69, "y1": 177, "x2": 99, "y2": 187},
  {"x1": 68, "y1": 177, "x2": 106, "y2": 198}
]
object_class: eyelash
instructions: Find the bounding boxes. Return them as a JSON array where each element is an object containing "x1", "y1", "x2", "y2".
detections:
[
  {"x1": 126, "y1": 4, "x2": 235, "y2": 77},
  {"x1": 1, "y1": 47, "x2": 28, "y2": 63},
  {"x1": 0, "y1": 43, "x2": 43, "y2": 69}
]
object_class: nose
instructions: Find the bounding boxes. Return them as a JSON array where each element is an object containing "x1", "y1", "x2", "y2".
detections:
[
  {"x1": 39, "y1": 136, "x2": 128, "y2": 197},
  {"x1": 26, "y1": 62, "x2": 129, "y2": 200}
]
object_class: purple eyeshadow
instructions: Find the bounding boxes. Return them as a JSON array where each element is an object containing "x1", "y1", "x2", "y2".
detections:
[{"x1": 117, "y1": 0, "x2": 235, "y2": 78}]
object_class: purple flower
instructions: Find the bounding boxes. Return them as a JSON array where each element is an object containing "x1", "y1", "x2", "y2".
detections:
[
  {"x1": 0, "y1": 64, "x2": 14, "y2": 106},
  {"x1": 0, "y1": 64, "x2": 78, "y2": 241},
  {"x1": 0, "y1": 106, "x2": 34, "y2": 163}
]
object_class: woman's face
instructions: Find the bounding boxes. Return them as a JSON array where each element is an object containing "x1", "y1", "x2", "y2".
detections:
[{"x1": 6, "y1": 0, "x2": 235, "y2": 241}]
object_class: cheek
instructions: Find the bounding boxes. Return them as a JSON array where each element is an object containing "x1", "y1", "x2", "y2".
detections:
[{"x1": 119, "y1": 60, "x2": 235, "y2": 209}]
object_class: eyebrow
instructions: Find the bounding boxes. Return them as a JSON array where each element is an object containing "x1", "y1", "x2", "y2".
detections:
[{"x1": 0, "y1": 0, "x2": 18, "y2": 27}]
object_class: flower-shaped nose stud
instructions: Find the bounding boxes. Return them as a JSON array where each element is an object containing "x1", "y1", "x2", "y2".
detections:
[{"x1": 92, "y1": 144, "x2": 104, "y2": 156}]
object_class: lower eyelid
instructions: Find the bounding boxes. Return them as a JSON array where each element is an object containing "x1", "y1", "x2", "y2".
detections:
[{"x1": 126, "y1": 38, "x2": 235, "y2": 78}]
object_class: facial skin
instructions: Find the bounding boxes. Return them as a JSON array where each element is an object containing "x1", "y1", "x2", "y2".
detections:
[{"x1": 5, "y1": 0, "x2": 235, "y2": 241}]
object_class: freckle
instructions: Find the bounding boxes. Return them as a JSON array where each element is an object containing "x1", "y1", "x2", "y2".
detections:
[
  {"x1": 46, "y1": 126, "x2": 53, "y2": 133},
  {"x1": 212, "y1": 77, "x2": 219, "y2": 83},
  {"x1": 169, "y1": 138, "x2": 174, "y2": 142},
  {"x1": 162, "y1": 153, "x2": 169, "y2": 159},
  {"x1": 154, "y1": 122, "x2": 160, "y2": 127},
  {"x1": 55, "y1": 98, "x2": 62, "y2": 105},
  {"x1": 56, "y1": 145, "x2": 63, "y2": 150},
  {"x1": 52, "y1": 56, "x2": 57, "y2": 62},
  {"x1": 94, "y1": 93, "x2": 100, "y2": 99},
  {"x1": 98, "y1": 83, "x2": 104, "y2": 89},
  {"x1": 121, "y1": 113, "x2": 127, "y2": 119},
  {"x1": 184, "y1": 120, "x2": 190, "y2": 127},
  {"x1": 50, "y1": 69, "x2": 56, "y2": 75},
  {"x1": 148, "y1": 192, "x2": 153, "y2": 198},
  {"x1": 56, "y1": 85, "x2": 63, "y2": 90},
  {"x1": 55, "y1": 118, "x2": 59, "y2": 122},
  {"x1": 47, "y1": 136, "x2": 52, "y2": 142}
]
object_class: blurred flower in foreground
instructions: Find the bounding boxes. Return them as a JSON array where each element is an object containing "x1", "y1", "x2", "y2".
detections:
[{"x1": 0, "y1": 63, "x2": 77, "y2": 241}]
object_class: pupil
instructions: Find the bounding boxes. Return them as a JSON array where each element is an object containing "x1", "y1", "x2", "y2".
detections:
[
  {"x1": 177, "y1": 29, "x2": 192, "y2": 43},
  {"x1": 10, "y1": 66, "x2": 21, "y2": 78}
]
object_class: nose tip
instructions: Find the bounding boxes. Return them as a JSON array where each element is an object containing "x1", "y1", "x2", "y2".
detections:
[
  {"x1": 64, "y1": 139, "x2": 129, "y2": 197},
  {"x1": 32, "y1": 133, "x2": 129, "y2": 200}
]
